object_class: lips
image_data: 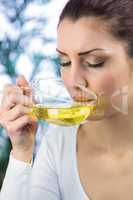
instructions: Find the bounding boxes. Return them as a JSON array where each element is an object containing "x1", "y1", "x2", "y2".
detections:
[
  {"x1": 71, "y1": 90, "x2": 97, "y2": 102},
  {"x1": 72, "y1": 95, "x2": 93, "y2": 102}
]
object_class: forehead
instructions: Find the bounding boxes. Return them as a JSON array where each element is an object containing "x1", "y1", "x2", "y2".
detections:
[{"x1": 57, "y1": 17, "x2": 119, "y2": 53}]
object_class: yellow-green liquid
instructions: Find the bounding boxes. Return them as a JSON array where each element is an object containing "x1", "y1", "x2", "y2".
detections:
[{"x1": 28, "y1": 103, "x2": 96, "y2": 126}]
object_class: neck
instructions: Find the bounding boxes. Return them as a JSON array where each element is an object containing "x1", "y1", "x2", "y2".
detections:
[{"x1": 79, "y1": 110, "x2": 133, "y2": 154}]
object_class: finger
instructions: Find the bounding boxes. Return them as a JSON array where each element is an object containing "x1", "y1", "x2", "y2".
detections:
[
  {"x1": 0, "y1": 84, "x2": 13, "y2": 107},
  {"x1": 16, "y1": 75, "x2": 29, "y2": 87},
  {"x1": 16, "y1": 75, "x2": 31, "y2": 96},
  {"x1": 7, "y1": 115, "x2": 37, "y2": 134},
  {"x1": 2, "y1": 84, "x2": 15, "y2": 95},
  {"x1": 1, "y1": 85, "x2": 23, "y2": 110},
  {"x1": 3, "y1": 105, "x2": 31, "y2": 122},
  {"x1": 2, "y1": 92, "x2": 33, "y2": 111},
  {"x1": 2, "y1": 84, "x2": 23, "y2": 97}
]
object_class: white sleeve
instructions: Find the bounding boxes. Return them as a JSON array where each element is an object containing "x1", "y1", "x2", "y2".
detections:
[
  {"x1": 30, "y1": 135, "x2": 61, "y2": 200},
  {"x1": 0, "y1": 154, "x2": 32, "y2": 200},
  {"x1": 0, "y1": 134, "x2": 61, "y2": 200}
]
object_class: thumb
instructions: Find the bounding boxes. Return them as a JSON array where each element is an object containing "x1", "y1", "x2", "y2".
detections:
[
  {"x1": 16, "y1": 75, "x2": 29, "y2": 87},
  {"x1": 16, "y1": 75, "x2": 31, "y2": 96}
]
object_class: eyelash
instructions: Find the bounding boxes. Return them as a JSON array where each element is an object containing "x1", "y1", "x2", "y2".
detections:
[
  {"x1": 60, "y1": 61, "x2": 71, "y2": 67},
  {"x1": 86, "y1": 61, "x2": 105, "y2": 68},
  {"x1": 60, "y1": 61, "x2": 105, "y2": 68}
]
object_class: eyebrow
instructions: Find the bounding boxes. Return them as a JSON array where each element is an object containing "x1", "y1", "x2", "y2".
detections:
[{"x1": 56, "y1": 48, "x2": 106, "y2": 56}]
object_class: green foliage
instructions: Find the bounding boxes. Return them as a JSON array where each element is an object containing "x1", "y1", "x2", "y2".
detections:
[
  {"x1": 0, "y1": 0, "x2": 52, "y2": 79},
  {"x1": 0, "y1": 134, "x2": 11, "y2": 189}
]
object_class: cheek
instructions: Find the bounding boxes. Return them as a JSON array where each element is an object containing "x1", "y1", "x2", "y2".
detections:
[
  {"x1": 91, "y1": 69, "x2": 129, "y2": 97},
  {"x1": 61, "y1": 71, "x2": 72, "y2": 92},
  {"x1": 91, "y1": 72, "x2": 120, "y2": 97},
  {"x1": 61, "y1": 71, "x2": 68, "y2": 85}
]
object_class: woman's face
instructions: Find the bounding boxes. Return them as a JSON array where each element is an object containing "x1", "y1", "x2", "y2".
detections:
[{"x1": 57, "y1": 17, "x2": 132, "y2": 119}]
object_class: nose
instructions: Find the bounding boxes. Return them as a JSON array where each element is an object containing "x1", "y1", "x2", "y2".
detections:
[
  {"x1": 68, "y1": 61, "x2": 88, "y2": 88},
  {"x1": 65, "y1": 62, "x2": 91, "y2": 101}
]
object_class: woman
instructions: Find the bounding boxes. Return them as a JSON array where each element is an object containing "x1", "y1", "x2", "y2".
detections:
[{"x1": 1, "y1": 0, "x2": 133, "y2": 199}]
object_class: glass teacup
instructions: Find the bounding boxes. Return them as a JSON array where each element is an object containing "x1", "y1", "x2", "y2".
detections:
[{"x1": 24, "y1": 77, "x2": 97, "y2": 126}]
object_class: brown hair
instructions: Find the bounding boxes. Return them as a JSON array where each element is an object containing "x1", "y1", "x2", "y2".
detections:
[{"x1": 59, "y1": 0, "x2": 133, "y2": 57}]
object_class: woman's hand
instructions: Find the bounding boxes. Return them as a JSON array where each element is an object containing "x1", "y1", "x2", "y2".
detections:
[{"x1": 0, "y1": 75, "x2": 38, "y2": 163}]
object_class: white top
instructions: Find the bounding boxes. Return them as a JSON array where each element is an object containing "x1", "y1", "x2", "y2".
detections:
[{"x1": 0, "y1": 125, "x2": 90, "y2": 200}]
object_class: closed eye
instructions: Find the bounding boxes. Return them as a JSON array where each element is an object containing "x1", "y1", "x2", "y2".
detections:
[
  {"x1": 60, "y1": 61, "x2": 71, "y2": 67},
  {"x1": 57, "y1": 57, "x2": 105, "y2": 68},
  {"x1": 86, "y1": 61, "x2": 105, "y2": 68},
  {"x1": 57, "y1": 57, "x2": 71, "y2": 67}
]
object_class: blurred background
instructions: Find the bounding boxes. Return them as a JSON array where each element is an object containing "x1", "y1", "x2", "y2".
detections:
[{"x1": 0, "y1": 0, "x2": 68, "y2": 189}]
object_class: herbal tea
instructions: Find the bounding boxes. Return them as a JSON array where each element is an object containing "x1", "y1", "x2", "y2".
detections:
[{"x1": 28, "y1": 103, "x2": 96, "y2": 126}]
